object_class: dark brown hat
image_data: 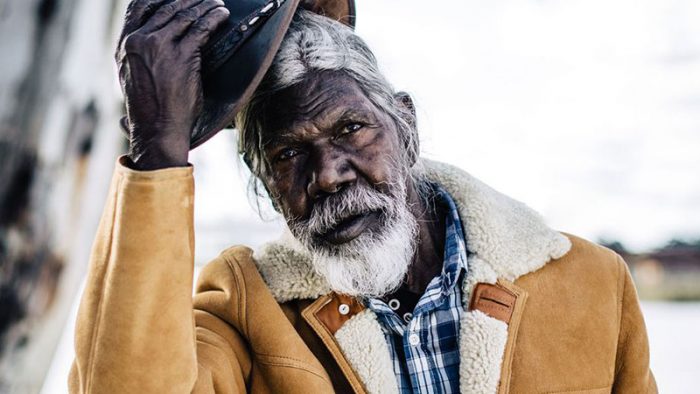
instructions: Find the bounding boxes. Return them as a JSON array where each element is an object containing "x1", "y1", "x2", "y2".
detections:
[{"x1": 190, "y1": 0, "x2": 356, "y2": 149}]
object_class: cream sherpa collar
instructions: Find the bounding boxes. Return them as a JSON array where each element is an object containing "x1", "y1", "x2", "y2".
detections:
[{"x1": 253, "y1": 159, "x2": 571, "y2": 303}]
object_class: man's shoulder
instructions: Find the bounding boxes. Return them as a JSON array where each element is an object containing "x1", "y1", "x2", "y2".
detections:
[
  {"x1": 194, "y1": 245, "x2": 266, "y2": 307},
  {"x1": 515, "y1": 232, "x2": 628, "y2": 304},
  {"x1": 194, "y1": 245, "x2": 305, "y2": 327},
  {"x1": 538, "y1": 232, "x2": 626, "y2": 281},
  {"x1": 196, "y1": 243, "x2": 325, "y2": 305},
  {"x1": 198, "y1": 243, "x2": 249, "y2": 271},
  {"x1": 196, "y1": 245, "x2": 261, "y2": 290},
  {"x1": 559, "y1": 233, "x2": 623, "y2": 262}
]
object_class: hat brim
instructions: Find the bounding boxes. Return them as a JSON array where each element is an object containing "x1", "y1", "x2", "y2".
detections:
[
  {"x1": 191, "y1": 0, "x2": 299, "y2": 149},
  {"x1": 191, "y1": 0, "x2": 356, "y2": 150}
]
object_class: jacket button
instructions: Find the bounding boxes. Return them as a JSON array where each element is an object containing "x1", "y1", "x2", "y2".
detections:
[{"x1": 338, "y1": 304, "x2": 350, "y2": 315}]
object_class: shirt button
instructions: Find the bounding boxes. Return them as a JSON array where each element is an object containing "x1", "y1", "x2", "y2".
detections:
[
  {"x1": 403, "y1": 312, "x2": 413, "y2": 323},
  {"x1": 388, "y1": 299, "x2": 400, "y2": 311},
  {"x1": 338, "y1": 304, "x2": 350, "y2": 315},
  {"x1": 408, "y1": 333, "x2": 420, "y2": 346}
]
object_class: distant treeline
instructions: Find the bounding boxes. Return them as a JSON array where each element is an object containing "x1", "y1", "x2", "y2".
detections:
[
  {"x1": 599, "y1": 238, "x2": 700, "y2": 255},
  {"x1": 599, "y1": 238, "x2": 700, "y2": 301}
]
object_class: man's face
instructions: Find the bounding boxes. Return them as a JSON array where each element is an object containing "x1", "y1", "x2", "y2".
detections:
[
  {"x1": 260, "y1": 70, "x2": 407, "y2": 240},
  {"x1": 258, "y1": 70, "x2": 418, "y2": 296}
]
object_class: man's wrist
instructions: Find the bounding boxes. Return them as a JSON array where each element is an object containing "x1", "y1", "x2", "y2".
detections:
[{"x1": 127, "y1": 141, "x2": 189, "y2": 171}]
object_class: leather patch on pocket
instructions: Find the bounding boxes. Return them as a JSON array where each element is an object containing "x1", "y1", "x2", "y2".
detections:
[{"x1": 468, "y1": 283, "x2": 517, "y2": 324}]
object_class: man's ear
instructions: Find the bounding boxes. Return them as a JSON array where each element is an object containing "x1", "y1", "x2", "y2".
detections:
[
  {"x1": 394, "y1": 91, "x2": 416, "y2": 127},
  {"x1": 394, "y1": 91, "x2": 419, "y2": 166}
]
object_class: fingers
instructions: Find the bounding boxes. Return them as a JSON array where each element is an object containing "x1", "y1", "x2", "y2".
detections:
[
  {"x1": 116, "y1": 0, "x2": 228, "y2": 64},
  {"x1": 138, "y1": 0, "x2": 207, "y2": 34},
  {"x1": 180, "y1": 5, "x2": 230, "y2": 47},
  {"x1": 117, "y1": 0, "x2": 172, "y2": 53},
  {"x1": 161, "y1": 0, "x2": 228, "y2": 38}
]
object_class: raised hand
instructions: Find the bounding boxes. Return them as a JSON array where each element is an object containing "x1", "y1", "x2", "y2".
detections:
[{"x1": 115, "y1": 0, "x2": 229, "y2": 170}]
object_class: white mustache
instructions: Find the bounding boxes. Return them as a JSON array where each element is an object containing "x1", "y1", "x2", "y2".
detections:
[
  {"x1": 300, "y1": 185, "x2": 397, "y2": 237},
  {"x1": 285, "y1": 175, "x2": 419, "y2": 297}
]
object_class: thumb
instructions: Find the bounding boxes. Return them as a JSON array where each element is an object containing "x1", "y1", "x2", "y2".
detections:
[{"x1": 120, "y1": 116, "x2": 131, "y2": 138}]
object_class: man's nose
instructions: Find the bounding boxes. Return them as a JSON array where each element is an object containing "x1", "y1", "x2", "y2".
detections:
[{"x1": 307, "y1": 151, "x2": 356, "y2": 199}]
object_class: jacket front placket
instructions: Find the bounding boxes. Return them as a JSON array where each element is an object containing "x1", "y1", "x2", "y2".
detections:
[{"x1": 301, "y1": 293, "x2": 369, "y2": 394}]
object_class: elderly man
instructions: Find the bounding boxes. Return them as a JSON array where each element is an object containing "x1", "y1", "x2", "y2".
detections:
[{"x1": 70, "y1": 1, "x2": 656, "y2": 393}]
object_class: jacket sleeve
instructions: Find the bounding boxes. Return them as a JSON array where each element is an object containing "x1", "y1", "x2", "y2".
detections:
[
  {"x1": 69, "y1": 158, "x2": 249, "y2": 393},
  {"x1": 612, "y1": 257, "x2": 658, "y2": 393}
]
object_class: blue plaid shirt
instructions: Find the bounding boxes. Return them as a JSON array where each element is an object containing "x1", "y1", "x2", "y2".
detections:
[{"x1": 366, "y1": 186, "x2": 468, "y2": 393}]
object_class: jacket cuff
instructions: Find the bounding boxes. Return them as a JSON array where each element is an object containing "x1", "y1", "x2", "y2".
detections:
[{"x1": 116, "y1": 155, "x2": 193, "y2": 181}]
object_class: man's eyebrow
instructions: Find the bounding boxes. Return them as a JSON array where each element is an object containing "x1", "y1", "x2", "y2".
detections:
[
  {"x1": 334, "y1": 108, "x2": 375, "y2": 123},
  {"x1": 262, "y1": 132, "x2": 301, "y2": 150},
  {"x1": 261, "y1": 106, "x2": 377, "y2": 149}
]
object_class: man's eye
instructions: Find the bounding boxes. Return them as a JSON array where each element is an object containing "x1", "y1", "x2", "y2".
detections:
[
  {"x1": 342, "y1": 122, "x2": 364, "y2": 134},
  {"x1": 277, "y1": 148, "x2": 299, "y2": 161}
]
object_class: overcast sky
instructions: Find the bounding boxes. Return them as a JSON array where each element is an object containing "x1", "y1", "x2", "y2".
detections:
[{"x1": 191, "y1": 0, "x2": 700, "y2": 256}]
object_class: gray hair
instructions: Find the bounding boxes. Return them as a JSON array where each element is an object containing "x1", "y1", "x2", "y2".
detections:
[{"x1": 236, "y1": 10, "x2": 423, "y2": 202}]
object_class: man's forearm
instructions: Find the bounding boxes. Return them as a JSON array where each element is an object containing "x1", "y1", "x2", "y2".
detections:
[{"x1": 70, "y1": 157, "x2": 198, "y2": 393}]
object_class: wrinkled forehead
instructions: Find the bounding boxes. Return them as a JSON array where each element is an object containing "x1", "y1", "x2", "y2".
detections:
[{"x1": 259, "y1": 70, "x2": 375, "y2": 137}]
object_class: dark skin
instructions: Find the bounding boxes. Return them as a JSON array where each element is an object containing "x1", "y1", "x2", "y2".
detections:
[
  {"x1": 117, "y1": 1, "x2": 446, "y2": 299},
  {"x1": 258, "y1": 71, "x2": 447, "y2": 296},
  {"x1": 116, "y1": 0, "x2": 230, "y2": 169}
]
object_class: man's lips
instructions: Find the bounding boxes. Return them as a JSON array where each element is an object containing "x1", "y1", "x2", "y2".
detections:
[{"x1": 319, "y1": 210, "x2": 382, "y2": 245}]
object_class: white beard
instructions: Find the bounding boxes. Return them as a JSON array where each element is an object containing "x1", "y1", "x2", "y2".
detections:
[
  {"x1": 287, "y1": 181, "x2": 419, "y2": 297},
  {"x1": 307, "y1": 207, "x2": 417, "y2": 297}
]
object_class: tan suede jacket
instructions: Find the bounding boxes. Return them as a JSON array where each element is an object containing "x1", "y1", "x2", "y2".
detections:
[{"x1": 69, "y1": 158, "x2": 657, "y2": 394}]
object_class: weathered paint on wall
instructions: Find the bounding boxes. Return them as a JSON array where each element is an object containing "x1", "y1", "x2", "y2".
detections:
[{"x1": 0, "y1": 0, "x2": 127, "y2": 391}]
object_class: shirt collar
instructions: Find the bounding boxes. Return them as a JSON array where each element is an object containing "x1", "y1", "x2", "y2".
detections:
[{"x1": 434, "y1": 184, "x2": 469, "y2": 295}]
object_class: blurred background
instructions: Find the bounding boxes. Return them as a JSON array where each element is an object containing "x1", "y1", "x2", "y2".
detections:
[{"x1": 1, "y1": 0, "x2": 699, "y2": 392}]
